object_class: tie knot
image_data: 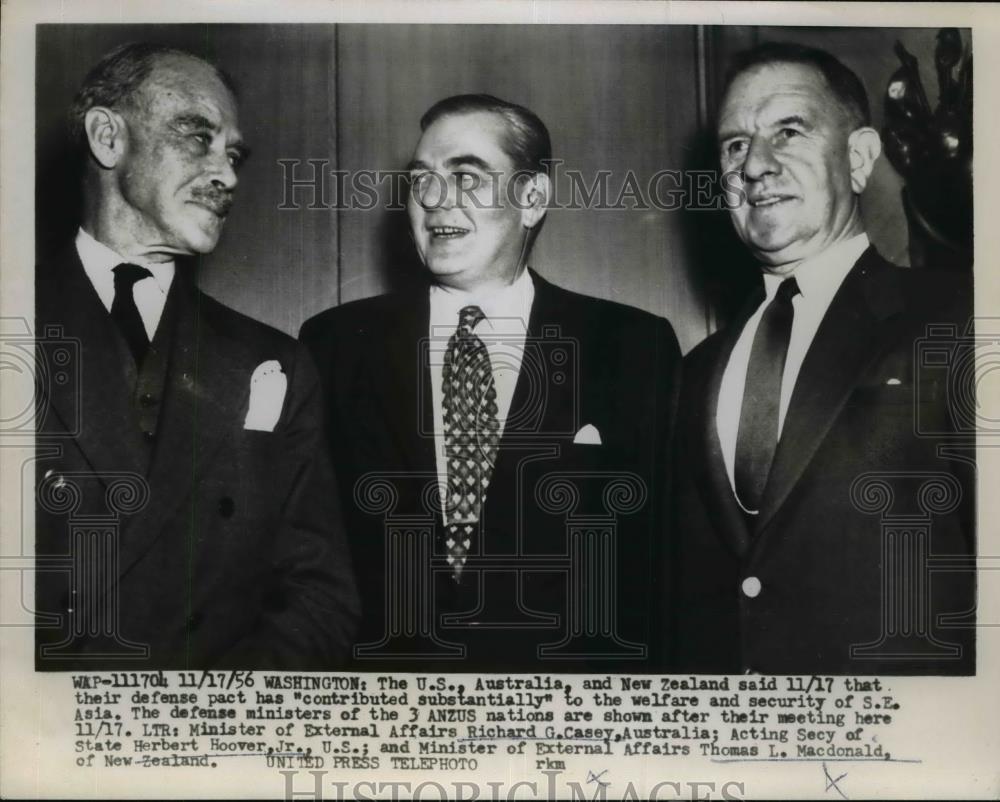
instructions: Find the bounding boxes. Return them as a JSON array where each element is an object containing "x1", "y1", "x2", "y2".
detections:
[
  {"x1": 113, "y1": 263, "x2": 153, "y2": 289},
  {"x1": 458, "y1": 305, "x2": 486, "y2": 333},
  {"x1": 776, "y1": 276, "x2": 800, "y2": 303}
]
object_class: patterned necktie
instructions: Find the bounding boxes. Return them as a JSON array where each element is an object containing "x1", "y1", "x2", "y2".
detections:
[
  {"x1": 441, "y1": 305, "x2": 500, "y2": 580},
  {"x1": 111, "y1": 263, "x2": 153, "y2": 364},
  {"x1": 734, "y1": 276, "x2": 800, "y2": 514}
]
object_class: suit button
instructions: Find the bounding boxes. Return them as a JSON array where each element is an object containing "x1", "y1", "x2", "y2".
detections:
[
  {"x1": 139, "y1": 393, "x2": 157, "y2": 407},
  {"x1": 741, "y1": 576, "x2": 762, "y2": 598},
  {"x1": 143, "y1": 431, "x2": 156, "y2": 442},
  {"x1": 218, "y1": 497, "x2": 235, "y2": 518}
]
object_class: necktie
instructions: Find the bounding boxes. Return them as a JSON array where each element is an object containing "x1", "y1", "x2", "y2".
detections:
[
  {"x1": 441, "y1": 305, "x2": 500, "y2": 580},
  {"x1": 111, "y1": 263, "x2": 153, "y2": 364},
  {"x1": 734, "y1": 276, "x2": 800, "y2": 514}
]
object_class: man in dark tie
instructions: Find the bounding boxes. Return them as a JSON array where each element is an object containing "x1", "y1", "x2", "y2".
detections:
[
  {"x1": 302, "y1": 94, "x2": 681, "y2": 671},
  {"x1": 671, "y1": 42, "x2": 975, "y2": 675},
  {"x1": 35, "y1": 42, "x2": 359, "y2": 670}
]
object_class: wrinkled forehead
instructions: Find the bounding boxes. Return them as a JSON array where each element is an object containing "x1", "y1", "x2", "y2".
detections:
[
  {"x1": 131, "y1": 53, "x2": 240, "y2": 129},
  {"x1": 719, "y1": 62, "x2": 840, "y2": 130},
  {"x1": 412, "y1": 110, "x2": 514, "y2": 169}
]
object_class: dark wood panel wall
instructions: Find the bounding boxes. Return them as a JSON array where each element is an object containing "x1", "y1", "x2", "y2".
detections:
[{"x1": 37, "y1": 24, "x2": 956, "y2": 353}]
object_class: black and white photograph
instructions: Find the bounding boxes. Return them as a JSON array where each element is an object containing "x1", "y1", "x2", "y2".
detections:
[{"x1": 2, "y1": 1, "x2": 998, "y2": 799}]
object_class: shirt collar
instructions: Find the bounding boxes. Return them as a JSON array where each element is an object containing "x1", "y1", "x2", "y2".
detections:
[
  {"x1": 761, "y1": 233, "x2": 869, "y2": 304},
  {"x1": 75, "y1": 227, "x2": 175, "y2": 296},
  {"x1": 429, "y1": 267, "x2": 535, "y2": 331}
]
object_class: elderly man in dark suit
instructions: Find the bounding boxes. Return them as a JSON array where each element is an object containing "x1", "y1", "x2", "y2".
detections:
[
  {"x1": 302, "y1": 94, "x2": 680, "y2": 672},
  {"x1": 671, "y1": 42, "x2": 975, "y2": 675},
  {"x1": 35, "y1": 42, "x2": 359, "y2": 670}
]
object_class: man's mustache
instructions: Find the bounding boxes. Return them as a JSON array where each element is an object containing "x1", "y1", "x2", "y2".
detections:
[{"x1": 190, "y1": 186, "x2": 234, "y2": 216}]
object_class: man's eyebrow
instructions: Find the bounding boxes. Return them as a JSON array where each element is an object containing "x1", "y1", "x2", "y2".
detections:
[
  {"x1": 444, "y1": 155, "x2": 493, "y2": 172},
  {"x1": 406, "y1": 156, "x2": 495, "y2": 172},
  {"x1": 172, "y1": 113, "x2": 249, "y2": 160},
  {"x1": 172, "y1": 113, "x2": 219, "y2": 131},
  {"x1": 718, "y1": 113, "x2": 813, "y2": 143},
  {"x1": 775, "y1": 115, "x2": 810, "y2": 129},
  {"x1": 717, "y1": 127, "x2": 746, "y2": 144}
]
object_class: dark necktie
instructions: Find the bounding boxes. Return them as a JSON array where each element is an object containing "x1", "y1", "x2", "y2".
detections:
[
  {"x1": 734, "y1": 276, "x2": 800, "y2": 514},
  {"x1": 111, "y1": 263, "x2": 153, "y2": 365},
  {"x1": 441, "y1": 305, "x2": 500, "y2": 580}
]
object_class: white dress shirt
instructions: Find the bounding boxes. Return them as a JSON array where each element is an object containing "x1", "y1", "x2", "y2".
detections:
[
  {"x1": 717, "y1": 233, "x2": 870, "y2": 507},
  {"x1": 428, "y1": 268, "x2": 535, "y2": 518},
  {"x1": 75, "y1": 228, "x2": 175, "y2": 342}
]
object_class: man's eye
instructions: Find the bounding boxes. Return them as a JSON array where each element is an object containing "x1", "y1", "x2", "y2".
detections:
[
  {"x1": 410, "y1": 172, "x2": 441, "y2": 200},
  {"x1": 455, "y1": 172, "x2": 480, "y2": 190},
  {"x1": 192, "y1": 132, "x2": 211, "y2": 148},
  {"x1": 778, "y1": 128, "x2": 801, "y2": 140},
  {"x1": 725, "y1": 140, "x2": 747, "y2": 159},
  {"x1": 227, "y1": 151, "x2": 242, "y2": 168}
]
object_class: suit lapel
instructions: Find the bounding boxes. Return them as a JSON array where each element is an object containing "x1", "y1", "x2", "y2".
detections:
[
  {"x1": 116, "y1": 274, "x2": 253, "y2": 580},
  {"x1": 755, "y1": 247, "x2": 905, "y2": 536},
  {"x1": 485, "y1": 271, "x2": 577, "y2": 554},
  {"x1": 37, "y1": 246, "x2": 148, "y2": 480},
  {"x1": 503, "y1": 271, "x2": 579, "y2": 444},
  {"x1": 693, "y1": 286, "x2": 765, "y2": 557},
  {"x1": 373, "y1": 291, "x2": 437, "y2": 474}
]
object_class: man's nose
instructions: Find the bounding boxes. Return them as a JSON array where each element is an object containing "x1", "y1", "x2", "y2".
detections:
[
  {"x1": 742, "y1": 135, "x2": 780, "y2": 181},
  {"x1": 413, "y1": 172, "x2": 457, "y2": 211},
  {"x1": 210, "y1": 150, "x2": 238, "y2": 192},
  {"x1": 437, "y1": 174, "x2": 460, "y2": 210}
]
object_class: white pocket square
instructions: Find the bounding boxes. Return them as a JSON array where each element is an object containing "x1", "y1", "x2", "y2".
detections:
[
  {"x1": 244, "y1": 360, "x2": 287, "y2": 432},
  {"x1": 573, "y1": 423, "x2": 602, "y2": 445}
]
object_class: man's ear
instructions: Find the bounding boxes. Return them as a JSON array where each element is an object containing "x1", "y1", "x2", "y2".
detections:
[
  {"x1": 847, "y1": 127, "x2": 882, "y2": 194},
  {"x1": 83, "y1": 107, "x2": 127, "y2": 169},
  {"x1": 519, "y1": 173, "x2": 550, "y2": 230}
]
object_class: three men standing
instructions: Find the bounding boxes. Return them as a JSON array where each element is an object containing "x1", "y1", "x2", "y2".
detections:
[{"x1": 36, "y1": 39, "x2": 974, "y2": 675}]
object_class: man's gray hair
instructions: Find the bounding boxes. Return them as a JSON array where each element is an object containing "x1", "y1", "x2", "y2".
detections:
[{"x1": 68, "y1": 41, "x2": 237, "y2": 148}]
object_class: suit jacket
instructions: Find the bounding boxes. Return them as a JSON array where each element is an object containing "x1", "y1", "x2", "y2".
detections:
[
  {"x1": 301, "y1": 270, "x2": 681, "y2": 672},
  {"x1": 35, "y1": 245, "x2": 360, "y2": 671},
  {"x1": 670, "y1": 246, "x2": 976, "y2": 675}
]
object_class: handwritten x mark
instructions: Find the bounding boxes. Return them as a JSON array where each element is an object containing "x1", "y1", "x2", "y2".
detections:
[
  {"x1": 823, "y1": 761, "x2": 848, "y2": 800},
  {"x1": 587, "y1": 769, "x2": 609, "y2": 788}
]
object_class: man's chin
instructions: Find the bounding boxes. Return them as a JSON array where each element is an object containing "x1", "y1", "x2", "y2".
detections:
[
  {"x1": 180, "y1": 225, "x2": 224, "y2": 255},
  {"x1": 743, "y1": 228, "x2": 803, "y2": 265},
  {"x1": 423, "y1": 257, "x2": 467, "y2": 277}
]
